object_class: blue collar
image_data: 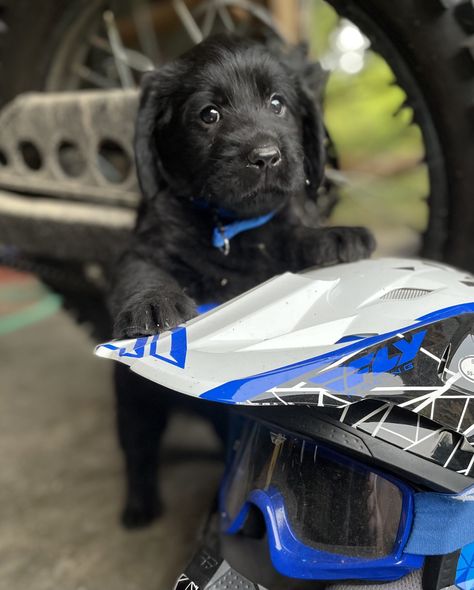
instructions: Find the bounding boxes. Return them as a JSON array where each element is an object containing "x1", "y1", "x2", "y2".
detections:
[
  {"x1": 192, "y1": 198, "x2": 277, "y2": 255},
  {"x1": 212, "y1": 211, "x2": 276, "y2": 254}
]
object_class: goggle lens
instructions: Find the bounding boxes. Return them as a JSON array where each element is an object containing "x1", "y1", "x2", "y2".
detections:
[{"x1": 224, "y1": 421, "x2": 404, "y2": 559}]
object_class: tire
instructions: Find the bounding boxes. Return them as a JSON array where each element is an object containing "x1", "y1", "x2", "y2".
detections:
[
  {"x1": 0, "y1": 0, "x2": 98, "y2": 106},
  {"x1": 329, "y1": 0, "x2": 474, "y2": 271}
]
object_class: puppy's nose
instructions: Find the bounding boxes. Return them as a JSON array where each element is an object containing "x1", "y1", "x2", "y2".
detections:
[{"x1": 247, "y1": 145, "x2": 282, "y2": 169}]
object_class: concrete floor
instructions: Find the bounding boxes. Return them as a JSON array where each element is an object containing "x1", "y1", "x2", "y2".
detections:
[{"x1": 0, "y1": 303, "x2": 223, "y2": 590}]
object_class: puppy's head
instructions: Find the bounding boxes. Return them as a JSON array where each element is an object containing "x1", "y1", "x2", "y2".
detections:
[{"x1": 135, "y1": 36, "x2": 327, "y2": 217}]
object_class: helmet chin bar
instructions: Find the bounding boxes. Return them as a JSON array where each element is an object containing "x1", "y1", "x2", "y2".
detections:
[
  {"x1": 174, "y1": 510, "x2": 461, "y2": 590},
  {"x1": 174, "y1": 547, "x2": 460, "y2": 590},
  {"x1": 222, "y1": 535, "x2": 460, "y2": 590},
  {"x1": 175, "y1": 549, "x2": 460, "y2": 590},
  {"x1": 328, "y1": 570, "x2": 423, "y2": 590}
]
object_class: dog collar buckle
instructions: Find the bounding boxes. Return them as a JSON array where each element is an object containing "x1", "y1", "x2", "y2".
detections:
[
  {"x1": 221, "y1": 237, "x2": 230, "y2": 256},
  {"x1": 211, "y1": 209, "x2": 277, "y2": 255},
  {"x1": 216, "y1": 226, "x2": 230, "y2": 256}
]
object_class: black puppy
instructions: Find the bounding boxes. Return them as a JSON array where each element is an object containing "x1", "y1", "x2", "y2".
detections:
[{"x1": 110, "y1": 35, "x2": 375, "y2": 528}]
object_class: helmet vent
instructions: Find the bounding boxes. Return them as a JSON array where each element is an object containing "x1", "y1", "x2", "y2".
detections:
[
  {"x1": 461, "y1": 280, "x2": 474, "y2": 287},
  {"x1": 381, "y1": 288, "x2": 432, "y2": 301}
]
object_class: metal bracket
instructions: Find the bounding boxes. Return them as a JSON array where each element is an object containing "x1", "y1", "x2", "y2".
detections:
[{"x1": 0, "y1": 89, "x2": 140, "y2": 206}]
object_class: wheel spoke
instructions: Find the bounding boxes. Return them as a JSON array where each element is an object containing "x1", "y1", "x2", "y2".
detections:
[
  {"x1": 201, "y1": 3, "x2": 217, "y2": 37},
  {"x1": 72, "y1": 64, "x2": 116, "y2": 89},
  {"x1": 89, "y1": 35, "x2": 154, "y2": 72},
  {"x1": 217, "y1": 5, "x2": 236, "y2": 31},
  {"x1": 132, "y1": 0, "x2": 162, "y2": 66},
  {"x1": 173, "y1": 0, "x2": 204, "y2": 44},
  {"x1": 103, "y1": 10, "x2": 136, "y2": 88}
]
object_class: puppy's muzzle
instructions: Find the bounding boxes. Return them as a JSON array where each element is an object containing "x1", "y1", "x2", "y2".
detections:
[{"x1": 247, "y1": 144, "x2": 282, "y2": 170}]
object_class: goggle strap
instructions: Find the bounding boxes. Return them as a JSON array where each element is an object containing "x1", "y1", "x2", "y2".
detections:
[{"x1": 406, "y1": 492, "x2": 474, "y2": 555}]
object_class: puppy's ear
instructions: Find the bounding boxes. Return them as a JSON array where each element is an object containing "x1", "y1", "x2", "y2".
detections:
[
  {"x1": 281, "y1": 42, "x2": 329, "y2": 197},
  {"x1": 297, "y1": 58, "x2": 328, "y2": 197},
  {"x1": 134, "y1": 64, "x2": 182, "y2": 199}
]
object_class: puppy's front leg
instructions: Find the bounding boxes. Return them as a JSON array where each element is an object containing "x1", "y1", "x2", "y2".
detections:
[
  {"x1": 110, "y1": 254, "x2": 196, "y2": 339},
  {"x1": 285, "y1": 225, "x2": 376, "y2": 270},
  {"x1": 110, "y1": 253, "x2": 196, "y2": 527}
]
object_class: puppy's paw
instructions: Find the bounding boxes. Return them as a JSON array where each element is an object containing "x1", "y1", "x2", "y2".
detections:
[
  {"x1": 121, "y1": 496, "x2": 163, "y2": 529},
  {"x1": 301, "y1": 226, "x2": 376, "y2": 266},
  {"x1": 326, "y1": 226, "x2": 376, "y2": 263},
  {"x1": 113, "y1": 289, "x2": 197, "y2": 339}
]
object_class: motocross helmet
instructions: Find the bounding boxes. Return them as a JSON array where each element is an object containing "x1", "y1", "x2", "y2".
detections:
[{"x1": 96, "y1": 258, "x2": 474, "y2": 590}]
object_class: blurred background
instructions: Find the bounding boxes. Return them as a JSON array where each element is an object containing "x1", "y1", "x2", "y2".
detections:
[{"x1": 0, "y1": 1, "x2": 473, "y2": 588}]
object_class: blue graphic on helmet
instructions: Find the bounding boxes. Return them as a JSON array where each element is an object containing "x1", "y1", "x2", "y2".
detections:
[
  {"x1": 457, "y1": 543, "x2": 474, "y2": 590},
  {"x1": 102, "y1": 327, "x2": 188, "y2": 368},
  {"x1": 201, "y1": 304, "x2": 460, "y2": 404},
  {"x1": 310, "y1": 330, "x2": 426, "y2": 392},
  {"x1": 356, "y1": 330, "x2": 426, "y2": 373}
]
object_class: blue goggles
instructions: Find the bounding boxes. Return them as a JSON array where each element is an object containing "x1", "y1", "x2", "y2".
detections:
[{"x1": 220, "y1": 419, "x2": 474, "y2": 582}]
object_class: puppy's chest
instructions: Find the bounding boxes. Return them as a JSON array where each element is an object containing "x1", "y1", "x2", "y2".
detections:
[{"x1": 188, "y1": 233, "x2": 283, "y2": 302}]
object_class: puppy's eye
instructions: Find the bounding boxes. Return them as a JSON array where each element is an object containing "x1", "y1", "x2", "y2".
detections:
[
  {"x1": 270, "y1": 95, "x2": 285, "y2": 116},
  {"x1": 200, "y1": 106, "x2": 221, "y2": 125}
]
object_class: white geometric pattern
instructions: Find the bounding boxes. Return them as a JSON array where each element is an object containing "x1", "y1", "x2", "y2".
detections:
[{"x1": 259, "y1": 322, "x2": 474, "y2": 478}]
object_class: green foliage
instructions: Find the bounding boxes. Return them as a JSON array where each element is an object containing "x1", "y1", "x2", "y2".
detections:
[
  {"x1": 306, "y1": 1, "x2": 430, "y2": 242},
  {"x1": 325, "y1": 55, "x2": 423, "y2": 167}
]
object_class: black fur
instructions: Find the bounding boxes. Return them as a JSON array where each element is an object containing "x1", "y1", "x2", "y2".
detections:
[{"x1": 110, "y1": 35, "x2": 375, "y2": 528}]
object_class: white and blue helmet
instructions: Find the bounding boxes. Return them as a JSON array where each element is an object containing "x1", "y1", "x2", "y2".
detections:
[
  {"x1": 97, "y1": 257, "x2": 474, "y2": 491},
  {"x1": 97, "y1": 258, "x2": 474, "y2": 589}
]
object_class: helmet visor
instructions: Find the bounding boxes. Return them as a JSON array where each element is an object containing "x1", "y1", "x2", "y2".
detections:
[{"x1": 223, "y1": 420, "x2": 404, "y2": 559}]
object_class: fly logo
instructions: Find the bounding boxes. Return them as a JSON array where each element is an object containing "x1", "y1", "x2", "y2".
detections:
[
  {"x1": 310, "y1": 329, "x2": 428, "y2": 393},
  {"x1": 348, "y1": 329, "x2": 427, "y2": 375}
]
